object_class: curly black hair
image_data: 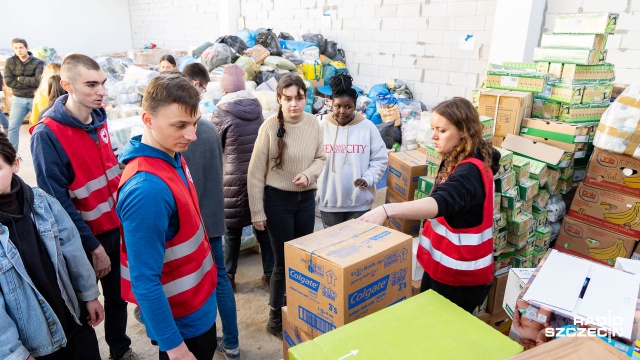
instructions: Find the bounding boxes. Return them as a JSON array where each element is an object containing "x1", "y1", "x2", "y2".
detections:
[{"x1": 329, "y1": 74, "x2": 357, "y2": 103}]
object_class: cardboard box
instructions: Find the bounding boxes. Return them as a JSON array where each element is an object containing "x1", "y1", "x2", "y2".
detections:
[
  {"x1": 554, "y1": 216, "x2": 637, "y2": 266},
  {"x1": 536, "y1": 83, "x2": 584, "y2": 105},
  {"x1": 519, "y1": 118, "x2": 590, "y2": 153},
  {"x1": 512, "y1": 157, "x2": 530, "y2": 184},
  {"x1": 532, "y1": 206, "x2": 549, "y2": 229},
  {"x1": 510, "y1": 336, "x2": 630, "y2": 360},
  {"x1": 495, "y1": 171, "x2": 516, "y2": 192},
  {"x1": 386, "y1": 150, "x2": 428, "y2": 200},
  {"x1": 385, "y1": 188, "x2": 422, "y2": 237},
  {"x1": 540, "y1": 34, "x2": 608, "y2": 50},
  {"x1": 417, "y1": 175, "x2": 434, "y2": 194},
  {"x1": 535, "y1": 226, "x2": 551, "y2": 249},
  {"x1": 568, "y1": 183, "x2": 640, "y2": 238},
  {"x1": 611, "y1": 83, "x2": 628, "y2": 101},
  {"x1": 532, "y1": 98, "x2": 561, "y2": 119},
  {"x1": 501, "y1": 188, "x2": 519, "y2": 210},
  {"x1": 496, "y1": 147, "x2": 514, "y2": 175},
  {"x1": 494, "y1": 245, "x2": 516, "y2": 276},
  {"x1": 518, "y1": 179, "x2": 539, "y2": 201},
  {"x1": 561, "y1": 63, "x2": 615, "y2": 84},
  {"x1": 533, "y1": 48, "x2": 607, "y2": 65},
  {"x1": 288, "y1": 290, "x2": 524, "y2": 360},
  {"x1": 480, "y1": 116, "x2": 495, "y2": 140},
  {"x1": 127, "y1": 48, "x2": 171, "y2": 65},
  {"x1": 582, "y1": 83, "x2": 613, "y2": 104},
  {"x1": 557, "y1": 102, "x2": 610, "y2": 122},
  {"x1": 495, "y1": 228, "x2": 508, "y2": 251},
  {"x1": 486, "y1": 273, "x2": 509, "y2": 315},
  {"x1": 552, "y1": 12, "x2": 619, "y2": 34},
  {"x1": 504, "y1": 202, "x2": 523, "y2": 222},
  {"x1": 411, "y1": 237, "x2": 424, "y2": 281},
  {"x1": 494, "y1": 192, "x2": 502, "y2": 213},
  {"x1": 507, "y1": 213, "x2": 534, "y2": 237},
  {"x1": 491, "y1": 136, "x2": 506, "y2": 148},
  {"x1": 501, "y1": 134, "x2": 571, "y2": 169},
  {"x1": 478, "y1": 90, "x2": 533, "y2": 137},
  {"x1": 584, "y1": 148, "x2": 640, "y2": 198},
  {"x1": 527, "y1": 158, "x2": 550, "y2": 186},
  {"x1": 283, "y1": 306, "x2": 316, "y2": 360},
  {"x1": 414, "y1": 189, "x2": 428, "y2": 200},
  {"x1": 502, "y1": 268, "x2": 533, "y2": 320},
  {"x1": 421, "y1": 145, "x2": 443, "y2": 167},
  {"x1": 285, "y1": 219, "x2": 412, "y2": 335},
  {"x1": 380, "y1": 104, "x2": 400, "y2": 125},
  {"x1": 411, "y1": 280, "x2": 421, "y2": 296},
  {"x1": 485, "y1": 68, "x2": 549, "y2": 93}
]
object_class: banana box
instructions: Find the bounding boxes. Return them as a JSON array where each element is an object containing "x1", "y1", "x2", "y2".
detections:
[
  {"x1": 535, "y1": 226, "x2": 552, "y2": 249},
  {"x1": 494, "y1": 192, "x2": 502, "y2": 214},
  {"x1": 496, "y1": 147, "x2": 513, "y2": 176},
  {"x1": 513, "y1": 157, "x2": 530, "y2": 184},
  {"x1": 533, "y1": 188, "x2": 550, "y2": 208},
  {"x1": 507, "y1": 213, "x2": 534, "y2": 237},
  {"x1": 555, "y1": 216, "x2": 637, "y2": 266},
  {"x1": 584, "y1": 148, "x2": 640, "y2": 199},
  {"x1": 568, "y1": 183, "x2": 640, "y2": 239},
  {"x1": 527, "y1": 159, "x2": 549, "y2": 186},
  {"x1": 517, "y1": 179, "x2": 539, "y2": 201},
  {"x1": 504, "y1": 201, "x2": 523, "y2": 221},
  {"x1": 532, "y1": 206, "x2": 548, "y2": 229},
  {"x1": 495, "y1": 171, "x2": 516, "y2": 192}
]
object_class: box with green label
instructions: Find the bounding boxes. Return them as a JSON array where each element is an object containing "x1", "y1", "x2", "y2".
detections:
[
  {"x1": 540, "y1": 34, "x2": 608, "y2": 50},
  {"x1": 501, "y1": 134, "x2": 572, "y2": 169},
  {"x1": 533, "y1": 48, "x2": 607, "y2": 65},
  {"x1": 533, "y1": 188, "x2": 550, "y2": 208},
  {"x1": 507, "y1": 213, "x2": 534, "y2": 236},
  {"x1": 485, "y1": 68, "x2": 549, "y2": 92},
  {"x1": 532, "y1": 98, "x2": 561, "y2": 119},
  {"x1": 494, "y1": 211, "x2": 507, "y2": 231},
  {"x1": 417, "y1": 176, "x2": 434, "y2": 194},
  {"x1": 526, "y1": 158, "x2": 549, "y2": 186},
  {"x1": 494, "y1": 192, "x2": 502, "y2": 214},
  {"x1": 581, "y1": 83, "x2": 613, "y2": 104},
  {"x1": 536, "y1": 83, "x2": 584, "y2": 104},
  {"x1": 517, "y1": 179, "x2": 539, "y2": 201},
  {"x1": 480, "y1": 116, "x2": 494, "y2": 140},
  {"x1": 519, "y1": 118, "x2": 590, "y2": 152},
  {"x1": 494, "y1": 228, "x2": 508, "y2": 251},
  {"x1": 420, "y1": 145, "x2": 443, "y2": 167},
  {"x1": 512, "y1": 156, "x2": 530, "y2": 184},
  {"x1": 504, "y1": 201, "x2": 524, "y2": 221},
  {"x1": 532, "y1": 206, "x2": 548, "y2": 229},
  {"x1": 501, "y1": 188, "x2": 519, "y2": 210},
  {"x1": 496, "y1": 147, "x2": 513, "y2": 175},
  {"x1": 548, "y1": 63, "x2": 564, "y2": 80},
  {"x1": 523, "y1": 198, "x2": 533, "y2": 216},
  {"x1": 288, "y1": 291, "x2": 523, "y2": 360},
  {"x1": 513, "y1": 254, "x2": 533, "y2": 268},
  {"x1": 552, "y1": 12, "x2": 619, "y2": 34},
  {"x1": 495, "y1": 171, "x2": 516, "y2": 192},
  {"x1": 560, "y1": 63, "x2": 615, "y2": 84},
  {"x1": 557, "y1": 102, "x2": 610, "y2": 122},
  {"x1": 535, "y1": 226, "x2": 552, "y2": 249},
  {"x1": 516, "y1": 236, "x2": 536, "y2": 257},
  {"x1": 508, "y1": 231, "x2": 533, "y2": 251},
  {"x1": 414, "y1": 189, "x2": 428, "y2": 200}
]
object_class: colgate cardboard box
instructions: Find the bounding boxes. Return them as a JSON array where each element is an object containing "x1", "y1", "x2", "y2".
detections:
[
  {"x1": 283, "y1": 306, "x2": 316, "y2": 360},
  {"x1": 584, "y1": 148, "x2": 640, "y2": 198},
  {"x1": 568, "y1": 183, "x2": 640, "y2": 239},
  {"x1": 386, "y1": 150, "x2": 428, "y2": 201},
  {"x1": 285, "y1": 219, "x2": 412, "y2": 336}
]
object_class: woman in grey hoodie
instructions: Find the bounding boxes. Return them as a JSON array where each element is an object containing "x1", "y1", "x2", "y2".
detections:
[{"x1": 316, "y1": 74, "x2": 388, "y2": 227}]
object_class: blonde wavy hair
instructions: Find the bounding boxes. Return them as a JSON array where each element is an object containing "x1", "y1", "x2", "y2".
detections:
[
  {"x1": 433, "y1": 97, "x2": 494, "y2": 183},
  {"x1": 35, "y1": 62, "x2": 61, "y2": 96}
]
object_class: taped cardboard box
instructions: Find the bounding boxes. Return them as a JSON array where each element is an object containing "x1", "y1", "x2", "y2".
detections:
[
  {"x1": 533, "y1": 48, "x2": 607, "y2": 65},
  {"x1": 540, "y1": 33, "x2": 608, "y2": 50},
  {"x1": 584, "y1": 148, "x2": 640, "y2": 198},
  {"x1": 552, "y1": 12, "x2": 619, "y2": 34},
  {"x1": 558, "y1": 102, "x2": 610, "y2": 123},
  {"x1": 593, "y1": 93, "x2": 640, "y2": 158},
  {"x1": 478, "y1": 90, "x2": 533, "y2": 138},
  {"x1": 561, "y1": 63, "x2": 615, "y2": 84},
  {"x1": 568, "y1": 183, "x2": 640, "y2": 239},
  {"x1": 288, "y1": 291, "x2": 523, "y2": 360},
  {"x1": 385, "y1": 188, "x2": 422, "y2": 236},
  {"x1": 283, "y1": 306, "x2": 316, "y2": 360},
  {"x1": 284, "y1": 219, "x2": 412, "y2": 336},
  {"x1": 501, "y1": 134, "x2": 572, "y2": 169},
  {"x1": 519, "y1": 118, "x2": 590, "y2": 153},
  {"x1": 386, "y1": 150, "x2": 428, "y2": 201},
  {"x1": 554, "y1": 216, "x2": 637, "y2": 266}
]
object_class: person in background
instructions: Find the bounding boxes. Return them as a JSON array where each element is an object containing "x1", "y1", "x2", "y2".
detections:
[
  {"x1": 4, "y1": 38, "x2": 44, "y2": 149},
  {"x1": 117, "y1": 72, "x2": 218, "y2": 360},
  {"x1": 159, "y1": 55, "x2": 177, "y2": 72},
  {"x1": 316, "y1": 74, "x2": 388, "y2": 227},
  {"x1": 211, "y1": 64, "x2": 274, "y2": 295},
  {"x1": 30, "y1": 62, "x2": 61, "y2": 125},
  {"x1": 248, "y1": 73, "x2": 326, "y2": 337},
  {"x1": 38, "y1": 75, "x2": 67, "y2": 122},
  {"x1": 30, "y1": 54, "x2": 138, "y2": 360},
  {"x1": 181, "y1": 63, "x2": 241, "y2": 360},
  {"x1": 0, "y1": 133, "x2": 104, "y2": 360},
  {"x1": 359, "y1": 97, "x2": 500, "y2": 313},
  {"x1": 0, "y1": 72, "x2": 9, "y2": 132}
]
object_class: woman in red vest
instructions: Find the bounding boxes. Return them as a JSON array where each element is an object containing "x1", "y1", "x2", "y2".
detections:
[{"x1": 360, "y1": 97, "x2": 500, "y2": 313}]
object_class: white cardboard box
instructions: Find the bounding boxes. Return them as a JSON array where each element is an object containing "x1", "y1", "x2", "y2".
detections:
[{"x1": 502, "y1": 268, "x2": 535, "y2": 319}]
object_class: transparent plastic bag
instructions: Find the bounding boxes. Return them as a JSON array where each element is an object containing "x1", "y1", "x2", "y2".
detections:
[
  {"x1": 235, "y1": 56, "x2": 260, "y2": 80},
  {"x1": 200, "y1": 43, "x2": 233, "y2": 71},
  {"x1": 593, "y1": 82, "x2": 640, "y2": 158},
  {"x1": 399, "y1": 119, "x2": 421, "y2": 152}
]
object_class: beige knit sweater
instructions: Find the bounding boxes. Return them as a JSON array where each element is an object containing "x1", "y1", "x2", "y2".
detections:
[{"x1": 248, "y1": 112, "x2": 326, "y2": 222}]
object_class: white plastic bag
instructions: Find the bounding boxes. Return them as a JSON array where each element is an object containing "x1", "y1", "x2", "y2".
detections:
[{"x1": 593, "y1": 82, "x2": 640, "y2": 158}]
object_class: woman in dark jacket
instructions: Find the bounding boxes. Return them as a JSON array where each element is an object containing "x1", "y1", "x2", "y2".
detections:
[{"x1": 212, "y1": 64, "x2": 274, "y2": 291}]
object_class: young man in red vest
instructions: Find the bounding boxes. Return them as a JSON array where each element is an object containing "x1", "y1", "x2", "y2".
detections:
[
  {"x1": 116, "y1": 72, "x2": 218, "y2": 360},
  {"x1": 30, "y1": 54, "x2": 138, "y2": 360}
]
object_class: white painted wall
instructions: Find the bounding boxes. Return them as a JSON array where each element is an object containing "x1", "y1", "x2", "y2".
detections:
[
  {"x1": 488, "y1": 0, "x2": 546, "y2": 64},
  {"x1": 1, "y1": 0, "x2": 132, "y2": 57}
]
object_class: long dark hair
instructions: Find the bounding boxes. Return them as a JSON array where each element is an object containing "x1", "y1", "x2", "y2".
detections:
[
  {"x1": 433, "y1": 97, "x2": 494, "y2": 182},
  {"x1": 0, "y1": 133, "x2": 17, "y2": 166},
  {"x1": 47, "y1": 75, "x2": 66, "y2": 108},
  {"x1": 272, "y1": 74, "x2": 307, "y2": 170}
]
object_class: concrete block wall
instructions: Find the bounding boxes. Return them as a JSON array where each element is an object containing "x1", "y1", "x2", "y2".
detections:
[
  {"x1": 543, "y1": 0, "x2": 640, "y2": 85},
  {"x1": 240, "y1": 0, "x2": 496, "y2": 109}
]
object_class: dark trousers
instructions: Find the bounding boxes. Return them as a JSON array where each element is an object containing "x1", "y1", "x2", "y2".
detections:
[
  {"x1": 420, "y1": 272, "x2": 492, "y2": 313},
  {"x1": 319, "y1": 210, "x2": 368, "y2": 228},
  {"x1": 91, "y1": 230, "x2": 131, "y2": 359},
  {"x1": 224, "y1": 226, "x2": 274, "y2": 276},
  {"x1": 37, "y1": 305, "x2": 101, "y2": 360},
  {"x1": 159, "y1": 323, "x2": 217, "y2": 360},
  {"x1": 264, "y1": 186, "x2": 316, "y2": 309}
]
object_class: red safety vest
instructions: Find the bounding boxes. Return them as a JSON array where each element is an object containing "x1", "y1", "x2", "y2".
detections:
[
  {"x1": 417, "y1": 157, "x2": 494, "y2": 287},
  {"x1": 31, "y1": 118, "x2": 121, "y2": 235},
  {"x1": 118, "y1": 156, "x2": 217, "y2": 318}
]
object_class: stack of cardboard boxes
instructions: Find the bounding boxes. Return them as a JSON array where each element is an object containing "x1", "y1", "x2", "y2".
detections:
[{"x1": 282, "y1": 220, "x2": 413, "y2": 359}]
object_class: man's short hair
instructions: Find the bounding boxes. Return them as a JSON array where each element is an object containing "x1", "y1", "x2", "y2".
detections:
[
  {"x1": 182, "y1": 63, "x2": 210, "y2": 87},
  {"x1": 61, "y1": 54, "x2": 102, "y2": 82},
  {"x1": 143, "y1": 73, "x2": 200, "y2": 118},
  {"x1": 11, "y1": 38, "x2": 28, "y2": 48}
]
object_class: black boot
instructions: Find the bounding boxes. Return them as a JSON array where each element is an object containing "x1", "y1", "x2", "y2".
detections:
[
  {"x1": 266, "y1": 308, "x2": 282, "y2": 338},
  {"x1": 228, "y1": 274, "x2": 236, "y2": 292}
]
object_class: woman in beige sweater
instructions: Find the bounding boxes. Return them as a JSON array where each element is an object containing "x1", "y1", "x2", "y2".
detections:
[{"x1": 248, "y1": 74, "x2": 326, "y2": 338}]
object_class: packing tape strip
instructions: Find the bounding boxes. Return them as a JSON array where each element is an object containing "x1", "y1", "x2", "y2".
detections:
[
  {"x1": 491, "y1": 90, "x2": 511, "y2": 138},
  {"x1": 596, "y1": 122, "x2": 640, "y2": 157},
  {"x1": 307, "y1": 224, "x2": 379, "y2": 272}
]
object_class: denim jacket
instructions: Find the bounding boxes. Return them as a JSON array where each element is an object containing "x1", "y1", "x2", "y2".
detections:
[{"x1": 0, "y1": 187, "x2": 100, "y2": 360}]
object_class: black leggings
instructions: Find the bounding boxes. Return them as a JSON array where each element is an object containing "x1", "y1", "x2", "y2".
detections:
[{"x1": 420, "y1": 272, "x2": 492, "y2": 313}]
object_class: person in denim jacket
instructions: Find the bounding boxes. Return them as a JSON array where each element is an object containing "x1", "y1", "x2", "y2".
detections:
[{"x1": 0, "y1": 133, "x2": 104, "y2": 360}]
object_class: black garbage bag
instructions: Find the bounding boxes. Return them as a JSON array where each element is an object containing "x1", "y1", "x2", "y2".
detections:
[
  {"x1": 256, "y1": 70, "x2": 285, "y2": 85},
  {"x1": 392, "y1": 125, "x2": 402, "y2": 145},
  {"x1": 279, "y1": 32, "x2": 295, "y2": 40},
  {"x1": 256, "y1": 29, "x2": 282, "y2": 56},
  {"x1": 375, "y1": 122, "x2": 395, "y2": 149},
  {"x1": 302, "y1": 33, "x2": 326, "y2": 53},
  {"x1": 333, "y1": 49, "x2": 346, "y2": 63},
  {"x1": 323, "y1": 40, "x2": 338, "y2": 59},
  {"x1": 215, "y1": 35, "x2": 248, "y2": 62}
]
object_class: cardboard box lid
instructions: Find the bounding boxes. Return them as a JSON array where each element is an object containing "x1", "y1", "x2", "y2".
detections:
[
  {"x1": 288, "y1": 290, "x2": 523, "y2": 360},
  {"x1": 285, "y1": 219, "x2": 411, "y2": 267},
  {"x1": 501, "y1": 134, "x2": 569, "y2": 168},
  {"x1": 508, "y1": 336, "x2": 629, "y2": 360},
  {"x1": 389, "y1": 149, "x2": 428, "y2": 167},
  {"x1": 480, "y1": 89, "x2": 533, "y2": 100}
]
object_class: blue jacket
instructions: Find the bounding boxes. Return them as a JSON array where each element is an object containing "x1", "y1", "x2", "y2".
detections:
[
  {"x1": 30, "y1": 94, "x2": 110, "y2": 252},
  {"x1": 0, "y1": 184, "x2": 99, "y2": 360},
  {"x1": 116, "y1": 135, "x2": 217, "y2": 351}
]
